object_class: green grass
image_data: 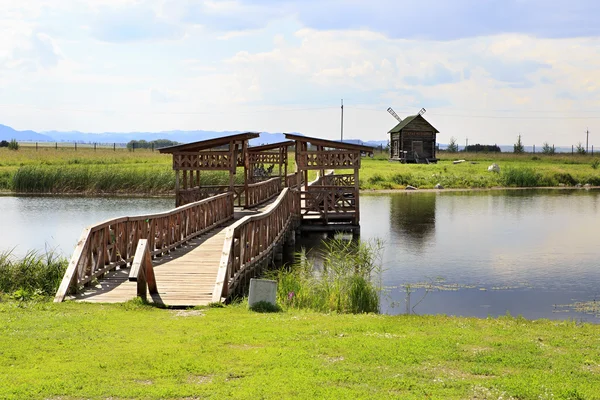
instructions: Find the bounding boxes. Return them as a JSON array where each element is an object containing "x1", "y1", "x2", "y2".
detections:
[
  {"x1": 0, "y1": 301, "x2": 599, "y2": 399},
  {"x1": 358, "y1": 152, "x2": 600, "y2": 189},
  {"x1": 2, "y1": 147, "x2": 600, "y2": 193}
]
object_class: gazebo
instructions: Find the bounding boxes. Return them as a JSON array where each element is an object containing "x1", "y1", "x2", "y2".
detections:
[
  {"x1": 284, "y1": 133, "x2": 373, "y2": 227},
  {"x1": 159, "y1": 132, "x2": 259, "y2": 207}
]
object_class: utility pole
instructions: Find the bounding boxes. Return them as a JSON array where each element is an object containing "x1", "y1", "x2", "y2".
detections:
[
  {"x1": 586, "y1": 128, "x2": 589, "y2": 154},
  {"x1": 340, "y1": 99, "x2": 344, "y2": 142}
]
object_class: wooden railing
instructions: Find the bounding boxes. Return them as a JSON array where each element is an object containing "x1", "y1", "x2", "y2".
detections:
[
  {"x1": 213, "y1": 188, "x2": 300, "y2": 302},
  {"x1": 285, "y1": 172, "x2": 306, "y2": 188},
  {"x1": 178, "y1": 186, "x2": 245, "y2": 207},
  {"x1": 128, "y1": 239, "x2": 157, "y2": 301},
  {"x1": 316, "y1": 173, "x2": 354, "y2": 186},
  {"x1": 246, "y1": 176, "x2": 281, "y2": 208},
  {"x1": 54, "y1": 192, "x2": 234, "y2": 302},
  {"x1": 300, "y1": 186, "x2": 357, "y2": 219}
]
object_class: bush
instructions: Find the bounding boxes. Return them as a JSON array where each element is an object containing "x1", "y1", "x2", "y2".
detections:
[
  {"x1": 542, "y1": 142, "x2": 555, "y2": 155},
  {"x1": 270, "y1": 238, "x2": 382, "y2": 314},
  {"x1": 0, "y1": 140, "x2": 8, "y2": 148},
  {"x1": 8, "y1": 139, "x2": 19, "y2": 151},
  {"x1": 592, "y1": 159, "x2": 600, "y2": 170}
]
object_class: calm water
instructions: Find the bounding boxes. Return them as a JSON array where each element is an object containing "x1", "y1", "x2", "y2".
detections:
[
  {"x1": 297, "y1": 189, "x2": 600, "y2": 322},
  {"x1": 0, "y1": 195, "x2": 174, "y2": 257},
  {"x1": 2, "y1": 190, "x2": 600, "y2": 322}
]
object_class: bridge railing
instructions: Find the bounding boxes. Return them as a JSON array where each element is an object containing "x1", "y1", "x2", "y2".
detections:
[
  {"x1": 213, "y1": 187, "x2": 299, "y2": 302},
  {"x1": 54, "y1": 192, "x2": 234, "y2": 302},
  {"x1": 246, "y1": 176, "x2": 281, "y2": 208}
]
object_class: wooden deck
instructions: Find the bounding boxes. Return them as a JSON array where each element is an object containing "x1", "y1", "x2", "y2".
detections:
[{"x1": 67, "y1": 207, "x2": 266, "y2": 307}]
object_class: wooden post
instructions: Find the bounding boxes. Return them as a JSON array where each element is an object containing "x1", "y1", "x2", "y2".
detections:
[
  {"x1": 283, "y1": 147, "x2": 288, "y2": 187},
  {"x1": 354, "y1": 160, "x2": 360, "y2": 226},
  {"x1": 175, "y1": 170, "x2": 180, "y2": 207},
  {"x1": 242, "y1": 140, "x2": 249, "y2": 208}
]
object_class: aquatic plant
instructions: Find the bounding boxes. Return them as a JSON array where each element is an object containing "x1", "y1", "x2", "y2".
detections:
[
  {"x1": 270, "y1": 238, "x2": 382, "y2": 314},
  {"x1": 0, "y1": 250, "x2": 68, "y2": 298}
]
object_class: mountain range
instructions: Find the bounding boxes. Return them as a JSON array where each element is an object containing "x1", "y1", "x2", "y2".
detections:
[{"x1": 0, "y1": 124, "x2": 387, "y2": 148}]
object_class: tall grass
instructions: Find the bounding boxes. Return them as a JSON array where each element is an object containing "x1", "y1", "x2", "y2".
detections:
[
  {"x1": 271, "y1": 238, "x2": 382, "y2": 313},
  {"x1": 0, "y1": 250, "x2": 68, "y2": 298}
]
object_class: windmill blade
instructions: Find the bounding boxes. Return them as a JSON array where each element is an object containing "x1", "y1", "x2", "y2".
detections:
[{"x1": 387, "y1": 107, "x2": 402, "y2": 122}]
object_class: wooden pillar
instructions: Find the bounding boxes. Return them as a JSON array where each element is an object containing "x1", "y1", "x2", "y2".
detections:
[
  {"x1": 283, "y1": 147, "x2": 288, "y2": 187},
  {"x1": 242, "y1": 140, "x2": 249, "y2": 208},
  {"x1": 229, "y1": 141, "x2": 236, "y2": 194},
  {"x1": 175, "y1": 169, "x2": 180, "y2": 207},
  {"x1": 295, "y1": 142, "x2": 301, "y2": 189},
  {"x1": 354, "y1": 155, "x2": 360, "y2": 226},
  {"x1": 317, "y1": 145, "x2": 325, "y2": 180},
  {"x1": 303, "y1": 142, "x2": 309, "y2": 192}
]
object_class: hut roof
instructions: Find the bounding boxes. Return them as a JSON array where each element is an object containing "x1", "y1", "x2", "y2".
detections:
[
  {"x1": 248, "y1": 141, "x2": 295, "y2": 152},
  {"x1": 284, "y1": 133, "x2": 374, "y2": 154},
  {"x1": 158, "y1": 132, "x2": 260, "y2": 153},
  {"x1": 388, "y1": 114, "x2": 439, "y2": 134}
]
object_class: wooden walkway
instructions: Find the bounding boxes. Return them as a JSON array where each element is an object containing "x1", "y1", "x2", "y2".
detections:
[{"x1": 67, "y1": 206, "x2": 268, "y2": 307}]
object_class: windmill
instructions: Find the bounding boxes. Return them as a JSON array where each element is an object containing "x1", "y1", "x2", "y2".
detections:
[{"x1": 387, "y1": 107, "x2": 402, "y2": 122}]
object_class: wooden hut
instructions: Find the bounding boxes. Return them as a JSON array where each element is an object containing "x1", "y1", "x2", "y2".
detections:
[
  {"x1": 159, "y1": 132, "x2": 259, "y2": 207},
  {"x1": 285, "y1": 133, "x2": 373, "y2": 227},
  {"x1": 389, "y1": 114, "x2": 439, "y2": 163}
]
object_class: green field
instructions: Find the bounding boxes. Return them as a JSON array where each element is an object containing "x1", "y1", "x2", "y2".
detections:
[
  {"x1": 1, "y1": 147, "x2": 600, "y2": 194},
  {"x1": 0, "y1": 300, "x2": 598, "y2": 399}
]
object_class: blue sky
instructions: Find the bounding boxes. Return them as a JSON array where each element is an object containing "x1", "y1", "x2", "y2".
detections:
[{"x1": 1, "y1": 0, "x2": 599, "y2": 145}]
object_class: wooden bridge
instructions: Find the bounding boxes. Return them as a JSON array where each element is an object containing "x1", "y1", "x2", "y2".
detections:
[{"x1": 54, "y1": 133, "x2": 373, "y2": 306}]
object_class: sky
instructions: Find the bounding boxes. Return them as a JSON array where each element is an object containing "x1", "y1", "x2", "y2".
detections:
[{"x1": 1, "y1": 0, "x2": 600, "y2": 146}]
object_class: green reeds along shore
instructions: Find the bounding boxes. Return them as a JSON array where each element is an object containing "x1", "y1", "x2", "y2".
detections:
[
  {"x1": 0, "y1": 250, "x2": 67, "y2": 300},
  {"x1": 2, "y1": 146, "x2": 600, "y2": 193},
  {"x1": 271, "y1": 238, "x2": 382, "y2": 314}
]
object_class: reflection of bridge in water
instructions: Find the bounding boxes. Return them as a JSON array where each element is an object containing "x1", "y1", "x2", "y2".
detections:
[{"x1": 54, "y1": 133, "x2": 373, "y2": 306}]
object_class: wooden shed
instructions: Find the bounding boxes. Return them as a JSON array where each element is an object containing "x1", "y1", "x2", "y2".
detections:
[{"x1": 389, "y1": 114, "x2": 439, "y2": 163}]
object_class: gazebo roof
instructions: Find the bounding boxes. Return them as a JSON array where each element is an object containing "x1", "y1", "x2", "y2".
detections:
[
  {"x1": 158, "y1": 132, "x2": 260, "y2": 154},
  {"x1": 284, "y1": 133, "x2": 374, "y2": 154},
  {"x1": 248, "y1": 141, "x2": 295, "y2": 152}
]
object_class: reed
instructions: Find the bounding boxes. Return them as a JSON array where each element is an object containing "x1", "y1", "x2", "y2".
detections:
[
  {"x1": 271, "y1": 238, "x2": 382, "y2": 314},
  {"x1": 0, "y1": 250, "x2": 68, "y2": 298}
]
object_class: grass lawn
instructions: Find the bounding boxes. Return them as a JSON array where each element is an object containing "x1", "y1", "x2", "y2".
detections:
[{"x1": 1, "y1": 300, "x2": 599, "y2": 399}]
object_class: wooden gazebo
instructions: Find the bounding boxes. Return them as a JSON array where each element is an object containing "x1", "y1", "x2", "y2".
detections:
[
  {"x1": 284, "y1": 133, "x2": 373, "y2": 227},
  {"x1": 247, "y1": 141, "x2": 294, "y2": 184},
  {"x1": 159, "y1": 132, "x2": 259, "y2": 207}
]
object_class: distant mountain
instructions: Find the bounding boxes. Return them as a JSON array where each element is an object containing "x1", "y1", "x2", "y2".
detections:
[
  {"x1": 0, "y1": 124, "x2": 302, "y2": 146},
  {"x1": 0, "y1": 124, "x2": 53, "y2": 141}
]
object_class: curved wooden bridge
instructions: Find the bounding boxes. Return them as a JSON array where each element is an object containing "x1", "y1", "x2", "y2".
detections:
[{"x1": 54, "y1": 133, "x2": 373, "y2": 306}]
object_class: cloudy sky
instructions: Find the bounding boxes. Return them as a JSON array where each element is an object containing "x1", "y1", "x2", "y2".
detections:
[{"x1": 1, "y1": 0, "x2": 599, "y2": 146}]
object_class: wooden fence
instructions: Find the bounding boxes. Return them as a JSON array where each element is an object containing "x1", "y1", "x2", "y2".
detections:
[
  {"x1": 212, "y1": 187, "x2": 299, "y2": 302},
  {"x1": 246, "y1": 176, "x2": 281, "y2": 208},
  {"x1": 54, "y1": 192, "x2": 234, "y2": 302}
]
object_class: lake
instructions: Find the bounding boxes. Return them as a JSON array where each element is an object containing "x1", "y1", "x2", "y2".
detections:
[
  {"x1": 2, "y1": 190, "x2": 599, "y2": 322},
  {"x1": 295, "y1": 189, "x2": 600, "y2": 322}
]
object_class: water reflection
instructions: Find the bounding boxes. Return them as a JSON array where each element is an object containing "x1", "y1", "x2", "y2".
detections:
[{"x1": 389, "y1": 193, "x2": 436, "y2": 250}]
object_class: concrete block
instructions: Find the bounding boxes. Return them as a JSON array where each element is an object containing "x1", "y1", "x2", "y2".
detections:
[{"x1": 248, "y1": 278, "x2": 277, "y2": 307}]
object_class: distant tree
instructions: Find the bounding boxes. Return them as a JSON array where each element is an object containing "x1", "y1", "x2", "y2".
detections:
[
  {"x1": 464, "y1": 144, "x2": 501, "y2": 153},
  {"x1": 8, "y1": 139, "x2": 19, "y2": 151},
  {"x1": 126, "y1": 139, "x2": 178, "y2": 150},
  {"x1": 542, "y1": 142, "x2": 555, "y2": 155},
  {"x1": 576, "y1": 142, "x2": 586, "y2": 155},
  {"x1": 447, "y1": 137, "x2": 458, "y2": 153},
  {"x1": 513, "y1": 134, "x2": 524, "y2": 154},
  {"x1": 0, "y1": 140, "x2": 8, "y2": 148}
]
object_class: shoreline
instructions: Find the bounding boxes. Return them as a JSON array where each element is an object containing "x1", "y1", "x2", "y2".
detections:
[{"x1": 2, "y1": 185, "x2": 600, "y2": 197}]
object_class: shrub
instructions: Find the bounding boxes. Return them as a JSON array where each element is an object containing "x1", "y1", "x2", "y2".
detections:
[
  {"x1": 542, "y1": 142, "x2": 555, "y2": 155},
  {"x1": 576, "y1": 142, "x2": 586, "y2": 155},
  {"x1": 8, "y1": 139, "x2": 19, "y2": 151},
  {"x1": 0, "y1": 140, "x2": 8, "y2": 148},
  {"x1": 592, "y1": 159, "x2": 600, "y2": 170},
  {"x1": 446, "y1": 137, "x2": 458, "y2": 153},
  {"x1": 368, "y1": 174, "x2": 385, "y2": 184}
]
